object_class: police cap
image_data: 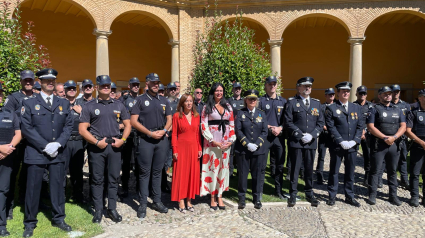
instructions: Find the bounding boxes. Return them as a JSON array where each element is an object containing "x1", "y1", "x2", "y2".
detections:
[
  {"x1": 146, "y1": 73, "x2": 159, "y2": 82},
  {"x1": 129, "y1": 77, "x2": 140, "y2": 84},
  {"x1": 378, "y1": 86, "x2": 392, "y2": 94},
  {"x1": 167, "y1": 82, "x2": 177, "y2": 89},
  {"x1": 82, "y1": 79, "x2": 94, "y2": 87},
  {"x1": 64, "y1": 80, "x2": 77, "y2": 89},
  {"x1": 325, "y1": 88, "x2": 335, "y2": 95},
  {"x1": 36, "y1": 68, "x2": 58, "y2": 80},
  {"x1": 233, "y1": 82, "x2": 242, "y2": 88},
  {"x1": 243, "y1": 89, "x2": 260, "y2": 99},
  {"x1": 159, "y1": 84, "x2": 165, "y2": 91},
  {"x1": 265, "y1": 76, "x2": 277, "y2": 84},
  {"x1": 33, "y1": 81, "x2": 41, "y2": 90},
  {"x1": 418, "y1": 89, "x2": 425, "y2": 97},
  {"x1": 357, "y1": 85, "x2": 367, "y2": 93},
  {"x1": 20, "y1": 70, "x2": 35, "y2": 80},
  {"x1": 390, "y1": 84, "x2": 401, "y2": 92},
  {"x1": 297, "y1": 77, "x2": 314, "y2": 86},
  {"x1": 335, "y1": 81, "x2": 352, "y2": 90},
  {"x1": 111, "y1": 82, "x2": 117, "y2": 89},
  {"x1": 96, "y1": 75, "x2": 111, "y2": 86}
]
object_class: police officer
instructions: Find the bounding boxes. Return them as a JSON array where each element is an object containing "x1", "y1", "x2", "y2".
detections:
[
  {"x1": 20, "y1": 68, "x2": 74, "y2": 237},
  {"x1": 130, "y1": 73, "x2": 172, "y2": 218},
  {"x1": 158, "y1": 84, "x2": 165, "y2": 96},
  {"x1": 316, "y1": 88, "x2": 335, "y2": 185},
  {"x1": 390, "y1": 84, "x2": 410, "y2": 189},
  {"x1": 235, "y1": 89, "x2": 268, "y2": 209},
  {"x1": 76, "y1": 79, "x2": 94, "y2": 105},
  {"x1": 110, "y1": 82, "x2": 118, "y2": 99},
  {"x1": 120, "y1": 77, "x2": 141, "y2": 198},
  {"x1": 79, "y1": 75, "x2": 131, "y2": 223},
  {"x1": 63, "y1": 80, "x2": 85, "y2": 202},
  {"x1": 258, "y1": 76, "x2": 287, "y2": 200},
  {"x1": 325, "y1": 82, "x2": 363, "y2": 207},
  {"x1": 3, "y1": 70, "x2": 36, "y2": 219},
  {"x1": 405, "y1": 89, "x2": 425, "y2": 207},
  {"x1": 366, "y1": 86, "x2": 406, "y2": 206},
  {"x1": 193, "y1": 88, "x2": 204, "y2": 115},
  {"x1": 284, "y1": 77, "x2": 324, "y2": 207},
  {"x1": 32, "y1": 82, "x2": 41, "y2": 94},
  {"x1": 0, "y1": 83, "x2": 22, "y2": 237},
  {"x1": 353, "y1": 85, "x2": 374, "y2": 185},
  {"x1": 227, "y1": 82, "x2": 244, "y2": 177}
]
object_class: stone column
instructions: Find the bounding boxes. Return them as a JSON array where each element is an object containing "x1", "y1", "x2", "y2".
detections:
[
  {"x1": 268, "y1": 39, "x2": 283, "y2": 77},
  {"x1": 93, "y1": 29, "x2": 112, "y2": 76},
  {"x1": 168, "y1": 40, "x2": 180, "y2": 83},
  {"x1": 348, "y1": 37, "x2": 365, "y2": 101}
]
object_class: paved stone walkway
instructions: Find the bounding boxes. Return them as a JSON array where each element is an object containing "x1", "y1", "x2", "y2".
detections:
[{"x1": 88, "y1": 152, "x2": 425, "y2": 238}]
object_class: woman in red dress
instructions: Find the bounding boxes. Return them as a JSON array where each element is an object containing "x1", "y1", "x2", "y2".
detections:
[{"x1": 171, "y1": 93, "x2": 202, "y2": 213}]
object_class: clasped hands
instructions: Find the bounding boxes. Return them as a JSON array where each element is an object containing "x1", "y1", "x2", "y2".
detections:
[
  {"x1": 173, "y1": 151, "x2": 202, "y2": 161},
  {"x1": 43, "y1": 142, "x2": 61, "y2": 158},
  {"x1": 247, "y1": 143, "x2": 258, "y2": 152},
  {"x1": 301, "y1": 133, "x2": 313, "y2": 143},
  {"x1": 212, "y1": 141, "x2": 232, "y2": 150},
  {"x1": 339, "y1": 141, "x2": 356, "y2": 150},
  {"x1": 0, "y1": 144, "x2": 15, "y2": 160},
  {"x1": 269, "y1": 126, "x2": 282, "y2": 137}
]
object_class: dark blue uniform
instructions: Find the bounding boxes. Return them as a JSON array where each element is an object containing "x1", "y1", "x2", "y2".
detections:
[
  {"x1": 131, "y1": 93, "x2": 171, "y2": 205},
  {"x1": 325, "y1": 101, "x2": 363, "y2": 200},
  {"x1": 258, "y1": 94, "x2": 287, "y2": 195},
  {"x1": 0, "y1": 107, "x2": 20, "y2": 233},
  {"x1": 80, "y1": 98, "x2": 129, "y2": 212},
  {"x1": 235, "y1": 108, "x2": 268, "y2": 204},
  {"x1": 227, "y1": 96, "x2": 244, "y2": 176},
  {"x1": 407, "y1": 102, "x2": 425, "y2": 200},
  {"x1": 367, "y1": 103, "x2": 406, "y2": 201},
  {"x1": 20, "y1": 93, "x2": 73, "y2": 228},
  {"x1": 162, "y1": 98, "x2": 178, "y2": 192},
  {"x1": 284, "y1": 95, "x2": 324, "y2": 198},
  {"x1": 316, "y1": 102, "x2": 332, "y2": 183}
]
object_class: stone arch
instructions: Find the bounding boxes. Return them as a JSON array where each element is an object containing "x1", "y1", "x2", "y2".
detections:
[
  {"x1": 219, "y1": 15, "x2": 273, "y2": 40},
  {"x1": 279, "y1": 12, "x2": 354, "y2": 38},
  {"x1": 104, "y1": 2, "x2": 178, "y2": 40},
  {"x1": 13, "y1": 0, "x2": 101, "y2": 28}
]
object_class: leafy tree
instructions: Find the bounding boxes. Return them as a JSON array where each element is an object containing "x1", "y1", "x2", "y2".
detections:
[
  {"x1": 190, "y1": 3, "x2": 275, "y2": 98},
  {"x1": 0, "y1": 0, "x2": 51, "y2": 100}
]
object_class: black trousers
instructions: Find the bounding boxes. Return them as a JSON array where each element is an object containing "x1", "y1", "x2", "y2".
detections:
[
  {"x1": 24, "y1": 162, "x2": 65, "y2": 228},
  {"x1": 327, "y1": 149, "x2": 356, "y2": 199},
  {"x1": 88, "y1": 144, "x2": 122, "y2": 211},
  {"x1": 316, "y1": 135, "x2": 327, "y2": 179},
  {"x1": 398, "y1": 138, "x2": 408, "y2": 183},
  {"x1": 229, "y1": 143, "x2": 237, "y2": 176},
  {"x1": 289, "y1": 148, "x2": 315, "y2": 197},
  {"x1": 265, "y1": 135, "x2": 286, "y2": 193},
  {"x1": 361, "y1": 138, "x2": 371, "y2": 174},
  {"x1": 409, "y1": 146, "x2": 425, "y2": 198},
  {"x1": 64, "y1": 140, "x2": 85, "y2": 197},
  {"x1": 237, "y1": 153, "x2": 266, "y2": 202},
  {"x1": 121, "y1": 137, "x2": 136, "y2": 189},
  {"x1": 0, "y1": 154, "x2": 13, "y2": 231},
  {"x1": 137, "y1": 137, "x2": 168, "y2": 204},
  {"x1": 7, "y1": 142, "x2": 26, "y2": 215},
  {"x1": 369, "y1": 142, "x2": 399, "y2": 197},
  {"x1": 161, "y1": 137, "x2": 173, "y2": 190}
]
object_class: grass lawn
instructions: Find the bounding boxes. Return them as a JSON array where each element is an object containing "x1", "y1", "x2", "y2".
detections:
[{"x1": 6, "y1": 181, "x2": 103, "y2": 238}]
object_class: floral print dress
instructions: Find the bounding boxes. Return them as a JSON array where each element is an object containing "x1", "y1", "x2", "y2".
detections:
[{"x1": 200, "y1": 104, "x2": 236, "y2": 196}]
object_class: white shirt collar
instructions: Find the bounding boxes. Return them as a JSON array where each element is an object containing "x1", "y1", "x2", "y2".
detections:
[
  {"x1": 248, "y1": 107, "x2": 256, "y2": 114},
  {"x1": 40, "y1": 91, "x2": 53, "y2": 103},
  {"x1": 339, "y1": 100, "x2": 348, "y2": 110},
  {"x1": 299, "y1": 95, "x2": 310, "y2": 104}
]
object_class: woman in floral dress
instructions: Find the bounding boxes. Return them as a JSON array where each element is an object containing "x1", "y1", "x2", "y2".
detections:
[{"x1": 200, "y1": 83, "x2": 236, "y2": 210}]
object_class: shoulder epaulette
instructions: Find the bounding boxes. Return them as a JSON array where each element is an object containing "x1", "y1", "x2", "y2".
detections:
[
  {"x1": 257, "y1": 108, "x2": 265, "y2": 112},
  {"x1": 288, "y1": 97, "x2": 295, "y2": 101},
  {"x1": 311, "y1": 98, "x2": 320, "y2": 102}
]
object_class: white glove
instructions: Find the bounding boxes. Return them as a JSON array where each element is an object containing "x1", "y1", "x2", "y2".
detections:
[
  {"x1": 247, "y1": 143, "x2": 258, "y2": 152},
  {"x1": 348, "y1": 140, "x2": 357, "y2": 148},
  {"x1": 301, "y1": 133, "x2": 313, "y2": 143},
  {"x1": 44, "y1": 142, "x2": 61, "y2": 155},
  {"x1": 50, "y1": 151, "x2": 58, "y2": 158},
  {"x1": 340, "y1": 141, "x2": 350, "y2": 150}
]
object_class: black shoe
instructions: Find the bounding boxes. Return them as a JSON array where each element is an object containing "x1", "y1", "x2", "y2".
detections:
[
  {"x1": 152, "y1": 202, "x2": 168, "y2": 213},
  {"x1": 238, "y1": 200, "x2": 246, "y2": 209},
  {"x1": 399, "y1": 180, "x2": 410, "y2": 190},
  {"x1": 326, "y1": 197, "x2": 335, "y2": 206},
  {"x1": 363, "y1": 172, "x2": 369, "y2": 186},
  {"x1": 22, "y1": 227, "x2": 34, "y2": 237},
  {"x1": 120, "y1": 188, "x2": 129, "y2": 198},
  {"x1": 275, "y1": 192, "x2": 287, "y2": 200},
  {"x1": 306, "y1": 196, "x2": 320, "y2": 207},
  {"x1": 0, "y1": 229, "x2": 10, "y2": 237},
  {"x1": 288, "y1": 195, "x2": 296, "y2": 207},
  {"x1": 137, "y1": 204, "x2": 147, "y2": 218},
  {"x1": 51, "y1": 221, "x2": 72, "y2": 232},
  {"x1": 316, "y1": 173, "x2": 325, "y2": 185},
  {"x1": 92, "y1": 211, "x2": 103, "y2": 223},
  {"x1": 345, "y1": 197, "x2": 361, "y2": 207},
  {"x1": 410, "y1": 197, "x2": 419, "y2": 207},
  {"x1": 107, "y1": 209, "x2": 122, "y2": 223},
  {"x1": 161, "y1": 186, "x2": 171, "y2": 194},
  {"x1": 389, "y1": 197, "x2": 402, "y2": 206},
  {"x1": 366, "y1": 194, "x2": 376, "y2": 205},
  {"x1": 254, "y1": 201, "x2": 262, "y2": 209},
  {"x1": 218, "y1": 205, "x2": 226, "y2": 210}
]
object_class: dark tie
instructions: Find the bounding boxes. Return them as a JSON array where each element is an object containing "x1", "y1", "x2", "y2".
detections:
[
  {"x1": 305, "y1": 99, "x2": 309, "y2": 108},
  {"x1": 343, "y1": 105, "x2": 347, "y2": 111},
  {"x1": 251, "y1": 112, "x2": 254, "y2": 118},
  {"x1": 46, "y1": 97, "x2": 52, "y2": 107}
]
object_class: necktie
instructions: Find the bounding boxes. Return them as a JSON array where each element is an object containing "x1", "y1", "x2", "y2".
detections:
[
  {"x1": 305, "y1": 99, "x2": 309, "y2": 108},
  {"x1": 251, "y1": 111, "x2": 254, "y2": 118},
  {"x1": 46, "y1": 97, "x2": 52, "y2": 107},
  {"x1": 343, "y1": 104, "x2": 347, "y2": 111}
]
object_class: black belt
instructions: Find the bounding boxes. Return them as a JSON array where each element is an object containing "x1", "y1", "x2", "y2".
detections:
[
  {"x1": 209, "y1": 120, "x2": 229, "y2": 135},
  {"x1": 69, "y1": 134, "x2": 83, "y2": 141},
  {"x1": 137, "y1": 126, "x2": 165, "y2": 138},
  {"x1": 94, "y1": 135, "x2": 121, "y2": 144}
]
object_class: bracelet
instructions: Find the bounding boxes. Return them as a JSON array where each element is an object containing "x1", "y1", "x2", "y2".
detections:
[{"x1": 95, "y1": 140, "x2": 100, "y2": 146}]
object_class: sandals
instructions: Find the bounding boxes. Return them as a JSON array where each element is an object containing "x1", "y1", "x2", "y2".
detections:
[
  {"x1": 187, "y1": 206, "x2": 195, "y2": 212},
  {"x1": 178, "y1": 207, "x2": 186, "y2": 214}
]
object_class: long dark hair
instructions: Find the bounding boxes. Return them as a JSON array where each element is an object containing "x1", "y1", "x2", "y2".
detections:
[
  {"x1": 204, "y1": 82, "x2": 229, "y2": 115},
  {"x1": 177, "y1": 93, "x2": 199, "y2": 118}
]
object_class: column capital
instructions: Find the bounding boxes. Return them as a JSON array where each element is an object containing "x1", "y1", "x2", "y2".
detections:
[
  {"x1": 93, "y1": 29, "x2": 112, "y2": 39},
  {"x1": 347, "y1": 37, "x2": 365, "y2": 45},
  {"x1": 168, "y1": 39, "x2": 180, "y2": 48},
  {"x1": 268, "y1": 39, "x2": 283, "y2": 48}
]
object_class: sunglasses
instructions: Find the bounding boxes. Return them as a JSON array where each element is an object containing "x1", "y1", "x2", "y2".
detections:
[
  {"x1": 359, "y1": 92, "x2": 367, "y2": 96},
  {"x1": 195, "y1": 92, "x2": 203, "y2": 94},
  {"x1": 84, "y1": 85, "x2": 93, "y2": 89}
]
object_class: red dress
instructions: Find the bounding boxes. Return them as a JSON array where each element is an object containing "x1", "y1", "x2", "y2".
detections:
[{"x1": 171, "y1": 112, "x2": 202, "y2": 201}]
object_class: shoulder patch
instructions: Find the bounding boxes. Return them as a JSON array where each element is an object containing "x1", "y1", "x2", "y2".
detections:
[
  {"x1": 311, "y1": 98, "x2": 320, "y2": 102},
  {"x1": 288, "y1": 97, "x2": 295, "y2": 101},
  {"x1": 257, "y1": 108, "x2": 265, "y2": 113}
]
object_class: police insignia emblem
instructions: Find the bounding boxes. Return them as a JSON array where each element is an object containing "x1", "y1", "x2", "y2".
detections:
[
  {"x1": 35, "y1": 104, "x2": 40, "y2": 110},
  {"x1": 59, "y1": 106, "x2": 63, "y2": 115},
  {"x1": 233, "y1": 103, "x2": 236, "y2": 108},
  {"x1": 103, "y1": 76, "x2": 107, "y2": 79},
  {"x1": 355, "y1": 112, "x2": 358, "y2": 119},
  {"x1": 296, "y1": 103, "x2": 300, "y2": 107},
  {"x1": 95, "y1": 109, "x2": 100, "y2": 115},
  {"x1": 145, "y1": 101, "x2": 149, "y2": 106},
  {"x1": 48, "y1": 69, "x2": 52, "y2": 74},
  {"x1": 351, "y1": 112, "x2": 355, "y2": 120},
  {"x1": 117, "y1": 113, "x2": 120, "y2": 122},
  {"x1": 129, "y1": 102, "x2": 133, "y2": 107},
  {"x1": 383, "y1": 112, "x2": 387, "y2": 117},
  {"x1": 21, "y1": 106, "x2": 25, "y2": 115},
  {"x1": 266, "y1": 104, "x2": 270, "y2": 109},
  {"x1": 336, "y1": 109, "x2": 341, "y2": 114},
  {"x1": 278, "y1": 108, "x2": 281, "y2": 113},
  {"x1": 419, "y1": 116, "x2": 424, "y2": 122},
  {"x1": 256, "y1": 117, "x2": 262, "y2": 123},
  {"x1": 242, "y1": 114, "x2": 245, "y2": 119}
]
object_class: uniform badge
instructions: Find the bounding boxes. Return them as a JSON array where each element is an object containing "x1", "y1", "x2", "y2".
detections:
[
  {"x1": 129, "y1": 102, "x2": 133, "y2": 107},
  {"x1": 336, "y1": 109, "x2": 341, "y2": 114},
  {"x1": 265, "y1": 104, "x2": 270, "y2": 110},
  {"x1": 296, "y1": 103, "x2": 300, "y2": 107},
  {"x1": 59, "y1": 106, "x2": 63, "y2": 115},
  {"x1": 95, "y1": 109, "x2": 100, "y2": 115},
  {"x1": 117, "y1": 113, "x2": 120, "y2": 122},
  {"x1": 351, "y1": 112, "x2": 355, "y2": 120},
  {"x1": 242, "y1": 114, "x2": 245, "y2": 119},
  {"x1": 233, "y1": 103, "x2": 236, "y2": 108},
  {"x1": 355, "y1": 112, "x2": 358, "y2": 119},
  {"x1": 256, "y1": 116, "x2": 262, "y2": 123},
  {"x1": 21, "y1": 106, "x2": 25, "y2": 115},
  {"x1": 278, "y1": 108, "x2": 281, "y2": 113},
  {"x1": 145, "y1": 100, "x2": 149, "y2": 106},
  {"x1": 383, "y1": 112, "x2": 387, "y2": 117},
  {"x1": 311, "y1": 108, "x2": 319, "y2": 116},
  {"x1": 35, "y1": 104, "x2": 40, "y2": 111},
  {"x1": 419, "y1": 116, "x2": 424, "y2": 122}
]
